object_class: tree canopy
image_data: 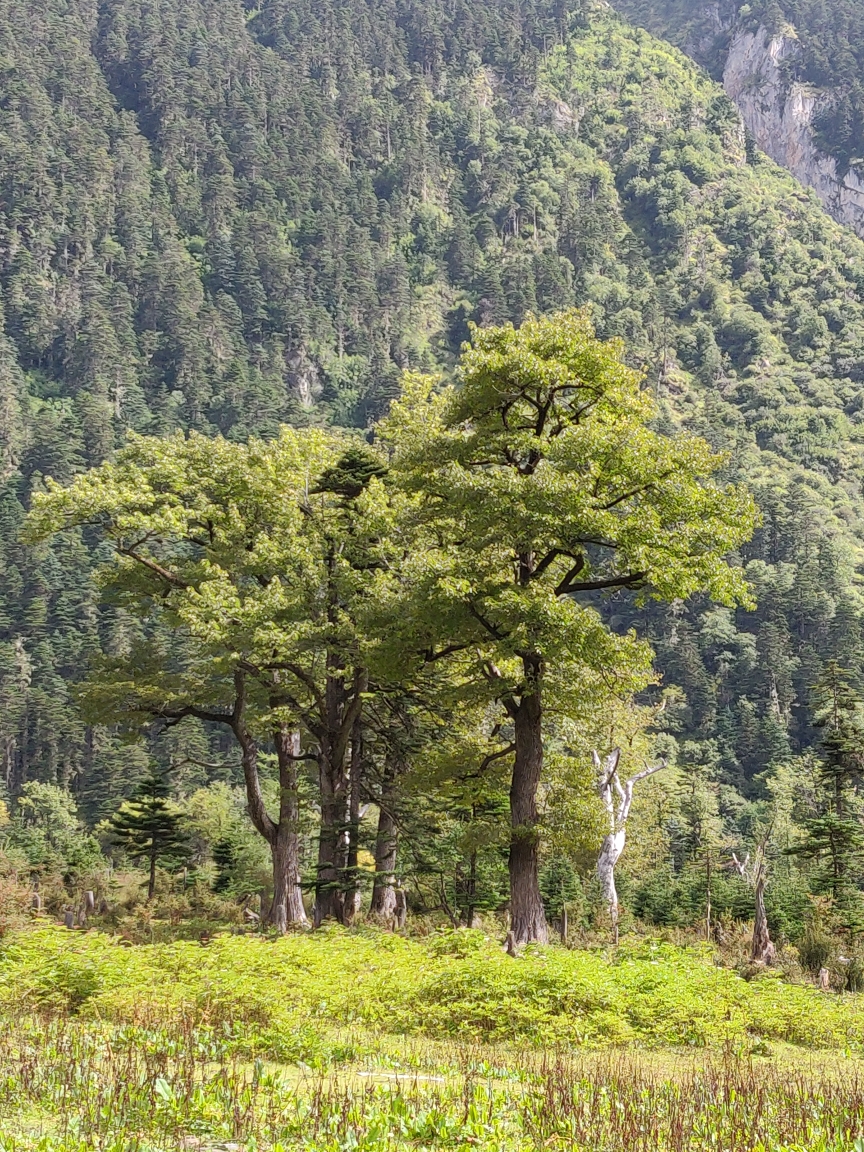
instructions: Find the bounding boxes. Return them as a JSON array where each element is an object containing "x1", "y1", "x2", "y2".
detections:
[{"x1": 378, "y1": 309, "x2": 756, "y2": 939}]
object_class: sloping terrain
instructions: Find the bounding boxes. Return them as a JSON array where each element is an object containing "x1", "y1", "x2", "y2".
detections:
[
  {"x1": 5, "y1": 0, "x2": 864, "y2": 806},
  {"x1": 612, "y1": 0, "x2": 864, "y2": 235}
]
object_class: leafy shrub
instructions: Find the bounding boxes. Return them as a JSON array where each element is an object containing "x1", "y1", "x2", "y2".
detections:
[
  {"x1": 799, "y1": 924, "x2": 833, "y2": 974},
  {"x1": 0, "y1": 856, "x2": 30, "y2": 938},
  {"x1": 2, "y1": 927, "x2": 864, "y2": 1053}
]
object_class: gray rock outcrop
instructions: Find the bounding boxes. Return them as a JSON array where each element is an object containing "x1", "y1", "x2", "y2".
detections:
[{"x1": 722, "y1": 24, "x2": 864, "y2": 235}]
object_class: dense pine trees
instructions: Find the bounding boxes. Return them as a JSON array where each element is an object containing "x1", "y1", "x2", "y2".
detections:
[{"x1": 7, "y1": 0, "x2": 864, "y2": 934}]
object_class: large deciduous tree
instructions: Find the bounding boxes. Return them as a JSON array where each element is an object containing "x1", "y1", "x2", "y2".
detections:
[
  {"x1": 382, "y1": 310, "x2": 758, "y2": 943},
  {"x1": 26, "y1": 429, "x2": 393, "y2": 931}
]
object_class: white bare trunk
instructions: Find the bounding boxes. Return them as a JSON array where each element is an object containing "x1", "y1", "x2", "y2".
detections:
[
  {"x1": 594, "y1": 749, "x2": 665, "y2": 945},
  {"x1": 597, "y1": 830, "x2": 626, "y2": 941},
  {"x1": 597, "y1": 833, "x2": 624, "y2": 902}
]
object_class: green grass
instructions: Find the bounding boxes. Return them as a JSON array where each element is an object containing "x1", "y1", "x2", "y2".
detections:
[{"x1": 3, "y1": 926, "x2": 864, "y2": 1149}]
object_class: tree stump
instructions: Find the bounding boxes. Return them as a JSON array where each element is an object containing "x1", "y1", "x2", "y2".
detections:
[{"x1": 393, "y1": 888, "x2": 407, "y2": 931}]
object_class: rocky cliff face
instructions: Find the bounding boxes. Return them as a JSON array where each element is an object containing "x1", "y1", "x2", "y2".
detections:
[{"x1": 722, "y1": 25, "x2": 864, "y2": 235}]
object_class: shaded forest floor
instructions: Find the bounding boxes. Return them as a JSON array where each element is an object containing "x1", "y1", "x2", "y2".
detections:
[{"x1": 3, "y1": 928, "x2": 864, "y2": 1148}]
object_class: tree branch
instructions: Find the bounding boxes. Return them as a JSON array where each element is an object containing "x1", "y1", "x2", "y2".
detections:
[
  {"x1": 596, "y1": 480, "x2": 667, "y2": 512},
  {"x1": 231, "y1": 669, "x2": 277, "y2": 846},
  {"x1": 557, "y1": 570, "x2": 648, "y2": 596},
  {"x1": 159, "y1": 704, "x2": 235, "y2": 726},
  {"x1": 480, "y1": 658, "x2": 519, "y2": 718},
  {"x1": 331, "y1": 669, "x2": 368, "y2": 772},
  {"x1": 477, "y1": 742, "x2": 516, "y2": 774},
  {"x1": 619, "y1": 761, "x2": 667, "y2": 824},
  {"x1": 276, "y1": 661, "x2": 327, "y2": 716},
  {"x1": 423, "y1": 641, "x2": 472, "y2": 664},
  {"x1": 627, "y1": 762, "x2": 667, "y2": 786},
  {"x1": 532, "y1": 549, "x2": 582, "y2": 582},
  {"x1": 467, "y1": 600, "x2": 510, "y2": 640},
  {"x1": 117, "y1": 546, "x2": 189, "y2": 589}
]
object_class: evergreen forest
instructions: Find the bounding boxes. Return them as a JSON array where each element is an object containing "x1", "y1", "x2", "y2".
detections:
[{"x1": 8, "y1": 0, "x2": 864, "y2": 995}]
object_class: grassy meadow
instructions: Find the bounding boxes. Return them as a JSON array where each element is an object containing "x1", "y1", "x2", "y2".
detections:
[{"x1": 3, "y1": 927, "x2": 864, "y2": 1149}]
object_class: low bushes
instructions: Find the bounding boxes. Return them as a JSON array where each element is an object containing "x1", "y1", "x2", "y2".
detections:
[{"x1": 1, "y1": 926, "x2": 862, "y2": 1054}]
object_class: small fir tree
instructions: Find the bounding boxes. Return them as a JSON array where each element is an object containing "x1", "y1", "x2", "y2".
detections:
[{"x1": 108, "y1": 771, "x2": 191, "y2": 900}]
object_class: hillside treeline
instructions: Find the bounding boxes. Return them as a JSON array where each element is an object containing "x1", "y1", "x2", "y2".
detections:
[{"x1": 6, "y1": 0, "x2": 864, "y2": 945}]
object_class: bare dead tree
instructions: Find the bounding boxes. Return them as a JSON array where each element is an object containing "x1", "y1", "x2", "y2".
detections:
[
  {"x1": 594, "y1": 748, "x2": 666, "y2": 944},
  {"x1": 731, "y1": 828, "x2": 775, "y2": 965}
]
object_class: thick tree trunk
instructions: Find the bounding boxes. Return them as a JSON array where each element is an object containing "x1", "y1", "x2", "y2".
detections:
[
  {"x1": 370, "y1": 755, "x2": 400, "y2": 923},
  {"x1": 313, "y1": 666, "x2": 365, "y2": 925},
  {"x1": 269, "y1": 826, "x2": 305, "y2": 932},
  {"x1": 233, "y1": 702, "x2": 288, "y2": 929},
  {"x1": 343, "y1": 714, "x2": 364, "y2": 925},
  {"x1": 270, "y1": 727, "x2": 308, "y2": 931},
  {"x1": 751, "y1": 876, "x2": 774, "y2": 964},
  {"x1": 231, "y1": 673, "x2": 308, "y2": 933},
  {"x1": 148, "y1": 851, "x2": 157, "y2": 901},
  {"x1": 315, "y1": 744, "x2": 348, "y2": 924},
  {"x1": 370, "y1": 803, "x2": 399, "y2": 922},
  {"x1": 508, "y1": 660, "x2": 548, "y2": 945}
]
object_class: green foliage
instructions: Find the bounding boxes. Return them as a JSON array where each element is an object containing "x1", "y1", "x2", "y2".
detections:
[
  {"x1": 184, "y1": 782, "x2": 272, "y2": 896},
  {"x1": 788, "y1": 663, "x2": 864, "y2": 927},
  {"x1": 6, "y1": 928, "x2": 864, "y2": 1147},
  {"x1": 107, "y1": 770, "x2": 191, "y2": 898},
  {"x1": 799, "y1": 914, "x2": 835, "y2": 974},
  {"x1": 1, "y1": 783, "x2": 102, "y2": 878},
  {"x1": 8, "y1": 0, "x2": 864, "y2": 819},
  {"x1": 10, "y1": 0, "x2": 864, "y2": 940},
  {"x1": 379, "y1": 310, "x2": 755, "y2": 934},
  {"x1": 539, "y1": 855, "x2": 581, "y2": 919},
  {"x1": 383, "y1": 309, "x2": 755, "y2": 716},
  {"x1": 2, "y1": 926, "x2": 864, "y2": 1051}
]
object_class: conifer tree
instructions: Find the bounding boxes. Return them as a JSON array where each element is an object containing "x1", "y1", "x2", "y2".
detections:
[
  {"x1": 108, "y1": 770, "x2": 191, "y2": 900},
  {"x1": 792, "y1": 662, "x2": 864, "y2": 927}
]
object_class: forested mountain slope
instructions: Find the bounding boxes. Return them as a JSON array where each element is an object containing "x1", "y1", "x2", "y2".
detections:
[
  {"x1": 6, "y1": 0, "x2": 864, "y2": 817},
  {"x1": 612, "y1": 0, "x2": 864, "y2": 162},
  {"x1": 612, "y1": 0, "x2": 864, "y2": 235}
]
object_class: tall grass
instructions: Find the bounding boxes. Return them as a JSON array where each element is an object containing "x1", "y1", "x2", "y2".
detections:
[
  {"x1": 4, "y1": 927, "x2": 864, "y2": 1149},
  {"x1": 529, "y1": 1053, "x2": 864, "y2": 1151},
  {"x1": 1, "y1": 1011, "x2": 864, "y2": 1150}
]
